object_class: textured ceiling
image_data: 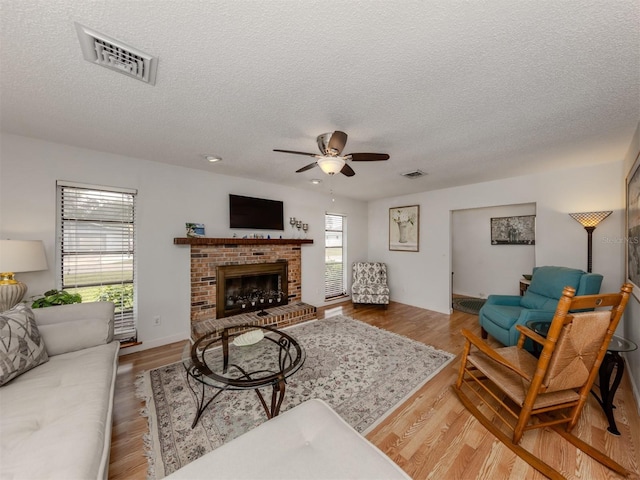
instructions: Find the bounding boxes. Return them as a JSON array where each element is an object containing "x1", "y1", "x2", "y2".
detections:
[{"x1": 1, "y1": 0, "x2": 639, "y2": 201}]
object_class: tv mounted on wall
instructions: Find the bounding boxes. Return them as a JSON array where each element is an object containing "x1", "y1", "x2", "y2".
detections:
[{"x1": 229, "y1": 194, "x2": 284, "y2": 230}]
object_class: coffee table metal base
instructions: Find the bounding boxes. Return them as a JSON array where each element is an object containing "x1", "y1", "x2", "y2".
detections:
[
  {"x1": 182, "y1": 324, "x2": 304, "y2": 429},
  {"x1": 186, "y1": 372, "x2": 287, "y2": 428}
]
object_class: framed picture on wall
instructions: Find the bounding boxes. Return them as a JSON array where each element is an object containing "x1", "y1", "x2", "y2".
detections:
[
  {"x1": 626, "y1": 149, "x2": 640, "y2": 299},
  {"x1": 389, "y1": 205, "x2": 419, "y2": 252},
  {"x1": 490, "y1": 215, "x2": 536, "y2": 245}
]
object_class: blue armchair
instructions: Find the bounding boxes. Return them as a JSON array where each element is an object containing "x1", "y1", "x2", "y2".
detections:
[{"x1": 479, "y1": 266, "x2": 603, "y2": 346}]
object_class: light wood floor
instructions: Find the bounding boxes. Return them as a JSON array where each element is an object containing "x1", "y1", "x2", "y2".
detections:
[{"x1": 109, "y1": 301, "x2": 640, "y2": 480}]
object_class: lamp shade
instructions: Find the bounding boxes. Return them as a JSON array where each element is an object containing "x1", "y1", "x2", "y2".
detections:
[
  {"x1": 568, "y1": 211, "x2": 612, "y2": 273},
  {"x1": 0, "y1": 240, "x2": 47, "y2": 312},
  {"x1": 568, "y1": 211, "x2": 612, "y2": 228},
  {"x1": 0, "y1": 240, "x2": 48, "y2": 274},
  {"x1": 317, "y1": 157, "x2": 346, "y2": 175}
]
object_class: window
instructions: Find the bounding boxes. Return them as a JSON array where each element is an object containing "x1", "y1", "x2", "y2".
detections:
[
  {"x1": 325, "y1": 213, "x2": 346, "y2": 299},
  {"x1": 57, "y1": 181, "x2": 137, "y2": 342}
]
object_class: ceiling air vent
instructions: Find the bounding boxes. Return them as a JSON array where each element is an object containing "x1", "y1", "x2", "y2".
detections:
[
  {"x1": 400, "y1": 169, "x2": 427, "y2": 179},
  {"x1": 75, "y1": 23, "x2": 158, "y2": 85}
]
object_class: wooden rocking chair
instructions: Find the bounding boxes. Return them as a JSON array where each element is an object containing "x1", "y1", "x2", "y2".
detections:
[{"x1": 454, "y1": 283, "x2": 633, "y2": 480}]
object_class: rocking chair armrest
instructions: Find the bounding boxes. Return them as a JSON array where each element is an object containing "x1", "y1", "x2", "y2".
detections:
[
  {"x1": 516, "y1": 325, "x2": 547, "y2": 348},
  {"x1": 461, "y1": 329, "x2": 531, "y2": 381}
]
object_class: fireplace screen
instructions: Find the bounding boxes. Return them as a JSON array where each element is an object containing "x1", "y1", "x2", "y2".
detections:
[{"x1": 216, "y1": 262, "x2": 288, "y2": 318}]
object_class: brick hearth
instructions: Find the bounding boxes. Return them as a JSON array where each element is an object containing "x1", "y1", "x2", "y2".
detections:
[
  {"x1": 174, "y1": 238, "x2": 316, "y2": 339},
  {"x1": 191, "y1": 301, "x2": 317, "y2": 338}
]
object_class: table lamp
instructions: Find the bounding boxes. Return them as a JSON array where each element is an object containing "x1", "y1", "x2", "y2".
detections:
[
  {"x1": 0, "y1": 239, "x2": 48, "y2": 312},
  {"x1": 568, "y1": 211, "x2": 612, "y2": 273}
]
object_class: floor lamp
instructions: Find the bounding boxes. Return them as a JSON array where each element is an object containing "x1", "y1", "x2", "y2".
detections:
[
  {"x1": 568, "y1": 211, "x2": 612, "y2": 273},
  {"x1": 0, "y1": 240, "x2": 48, "y2": 312}
]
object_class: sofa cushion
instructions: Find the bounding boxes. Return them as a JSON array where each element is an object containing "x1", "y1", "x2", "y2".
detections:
[
  {"x1": 521, "y1": 267, "x2": 584, "y2": 310},
  {"x1": 520, "y1": 291, "x2": 559, "y2": 311},
  {"x1": 0, "y1": 341, "x2": 119, "y2": 479},
  {"x1": 528, "y1": 266, "x2": 584, "y2": 298},
  {"x1": 0, "y1": 304, "x2": 49, "y2": 386},
  {"x1": 481, "y1": 305, "x2": 525, "y2": 329},
  {"x1": 38, "y1": 317, "x2": 112, "y2": 356}
]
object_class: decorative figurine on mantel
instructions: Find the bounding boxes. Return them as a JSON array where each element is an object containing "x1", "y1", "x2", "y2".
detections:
[{"x1": 289, "y1": 217, "x2": 297, "y2": 238}]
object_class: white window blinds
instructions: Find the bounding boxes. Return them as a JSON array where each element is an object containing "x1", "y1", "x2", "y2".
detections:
[
  {"x1": 57, "y1": 181, "x2": 137, "y2": 342},
  {"x1": 325, "y1": 213, "x2": 346, "y2": 299}
]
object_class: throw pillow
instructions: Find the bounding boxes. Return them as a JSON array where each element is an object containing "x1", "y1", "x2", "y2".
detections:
[
  {"x1": 38, "y1": 318, "x2": 111, "y2": 356},
  {"x1": 0, "y1": 303, "x2": 49, "y2": 386}
]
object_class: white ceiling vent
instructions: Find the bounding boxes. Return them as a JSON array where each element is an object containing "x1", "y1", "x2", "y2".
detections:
[
  {"x1": 75, "y1": 23, "x2": 158, "y2": 85},
  {"x1": 400, "y1": 169, "x2": 427, "y2": 179}
]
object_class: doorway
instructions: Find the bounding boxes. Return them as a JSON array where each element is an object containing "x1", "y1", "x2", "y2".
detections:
[{"x1": 451, "y1": 203, "x2": 536, "y2": 306}]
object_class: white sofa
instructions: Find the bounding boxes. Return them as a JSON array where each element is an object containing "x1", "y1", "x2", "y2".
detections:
[
  {"x1": 0, "y1": 302, "x2": 119, "y2": 480},
  {"x1": 165, "y1": 398, "x2": 411, "y2": 480}
]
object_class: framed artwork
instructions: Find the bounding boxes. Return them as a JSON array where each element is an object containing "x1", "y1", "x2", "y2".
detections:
[
  {"x1": 490, "y1": 215, "x2": 536, "y2": 245},
  {"x1": 626, "y1": 149, "x2": 640, "y2": 299},
  {"x1": 185, "y1": 223, "x2": 205, "y2": 238},
  {"x1": 389, "y1": 205, "x2": 419, "y2": 252}
]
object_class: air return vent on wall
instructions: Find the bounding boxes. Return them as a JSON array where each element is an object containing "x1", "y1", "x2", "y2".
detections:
[{"x1": 75, "y1": 23, "x2": 158, "y2": 85}]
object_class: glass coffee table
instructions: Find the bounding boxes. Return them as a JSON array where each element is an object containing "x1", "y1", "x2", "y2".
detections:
[
  {"x1": 526, "y1": 320, "x2": 637, "y2": 435},
  {"x1": 182, "y1": 324, "x2": 305, "y2": 428}
]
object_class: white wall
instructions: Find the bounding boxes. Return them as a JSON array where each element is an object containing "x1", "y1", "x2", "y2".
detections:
[
  {"x1": 0, "y1": 133, "x2": 369, "y2": 351},
  {"x1": 368, "y1": 161, "x2": 625, "y2": 316},
  {"x1": 452, "y1": 203, "x2": 536, "y2": 298}
]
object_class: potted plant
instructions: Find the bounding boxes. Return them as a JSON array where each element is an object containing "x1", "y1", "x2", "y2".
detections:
[{"x1": 31, "y1": 289, "x2": 82, "y2": 308}]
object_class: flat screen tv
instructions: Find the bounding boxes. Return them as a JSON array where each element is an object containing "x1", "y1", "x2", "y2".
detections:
[{"x1": 229, "y1": 194, "x2": 284, "y2": 230}]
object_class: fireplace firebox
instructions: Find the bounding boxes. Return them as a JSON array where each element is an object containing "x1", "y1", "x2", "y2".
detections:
[{"x1": 216, "y1": 262, "x2": 288, "y2": 318}]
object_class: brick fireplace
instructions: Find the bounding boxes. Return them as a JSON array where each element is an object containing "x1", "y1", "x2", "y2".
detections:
[{"x1": 174, "y1": 237, "x2": 316, "y2": 338}]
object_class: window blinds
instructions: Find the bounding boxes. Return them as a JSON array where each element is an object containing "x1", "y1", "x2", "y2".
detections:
[
  {"x1": 325, "y1": 213, "x2": 346, "y2": 299},
  {"x1": 57, "y1": 182, "x2": 137, "y2": 342}
]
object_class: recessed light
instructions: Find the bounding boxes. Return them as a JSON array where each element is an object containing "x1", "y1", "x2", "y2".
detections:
[
  {"x1": 310, "y1": 179, "x2": 322, "y2": 185},
  {"x1": 203, "y1": 155, "x2": 222, "y2": 163}
]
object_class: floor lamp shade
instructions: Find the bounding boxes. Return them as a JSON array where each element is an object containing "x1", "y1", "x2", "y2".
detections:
[{"x1": 0, "y1": 240, "x2": 48, "y2": 312}]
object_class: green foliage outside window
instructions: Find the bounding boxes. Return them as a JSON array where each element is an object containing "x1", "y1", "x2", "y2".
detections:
[{"x1": 98, "y1": 284, "x2": 134, "y2": 312}]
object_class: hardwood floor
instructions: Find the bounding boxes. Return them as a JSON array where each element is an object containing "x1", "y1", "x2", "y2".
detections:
[{"x1": 109, "y1": 301, "x2": 640, "y2": 479}]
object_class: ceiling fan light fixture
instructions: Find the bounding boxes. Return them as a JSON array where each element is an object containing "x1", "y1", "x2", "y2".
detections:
[{"x1": 317, "y1": 156, "x2": 345, "y2": 175}]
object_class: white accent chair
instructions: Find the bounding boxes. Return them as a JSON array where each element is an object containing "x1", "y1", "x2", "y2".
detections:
[{"x1": 351, "y1": 262, "x2": 390, "y2": 308}]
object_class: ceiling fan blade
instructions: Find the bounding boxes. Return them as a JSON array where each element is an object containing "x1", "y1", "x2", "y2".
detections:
[
  {"x1": 274, "y1": 149, "x2": 320, "y2": 157},
  {"x1": 347, "y1": 153, "x2": 390, "y2": 161},
  {"x1": 296, "y1": 162, "x2": 318, "y2": 173},
  {"x1": 340, "y1": 163, "x2": 356, "y2": 177},
  {"x1": 328, "y1": 131, "x2": 348, "y2": 155}
]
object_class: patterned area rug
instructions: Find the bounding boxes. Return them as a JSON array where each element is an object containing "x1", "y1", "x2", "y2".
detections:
[
  {"x1": 137, "y1": 315, "x2": 455, "y2": 479},
  {"x1": 452, "y1": 297, "x2": 487, "y2": 315}
]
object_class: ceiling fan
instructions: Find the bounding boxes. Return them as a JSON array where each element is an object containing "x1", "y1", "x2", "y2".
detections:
[{"x1": 273, "y1": 131, "x2": 389, "y2": 177}]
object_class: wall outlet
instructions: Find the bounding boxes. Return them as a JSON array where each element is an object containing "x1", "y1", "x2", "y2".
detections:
[{"x1": 153, "y1": 315, "x2": 161, "y2": 326}]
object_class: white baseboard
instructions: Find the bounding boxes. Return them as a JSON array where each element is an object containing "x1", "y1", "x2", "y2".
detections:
[{"x1": 119, "y1": 332, "x2": 189, "y2": 356}]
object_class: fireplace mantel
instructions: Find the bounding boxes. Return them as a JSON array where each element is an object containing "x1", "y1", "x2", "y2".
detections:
[{"x1": 174, "y1": 237, "x2": 313, "y2": 246}]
